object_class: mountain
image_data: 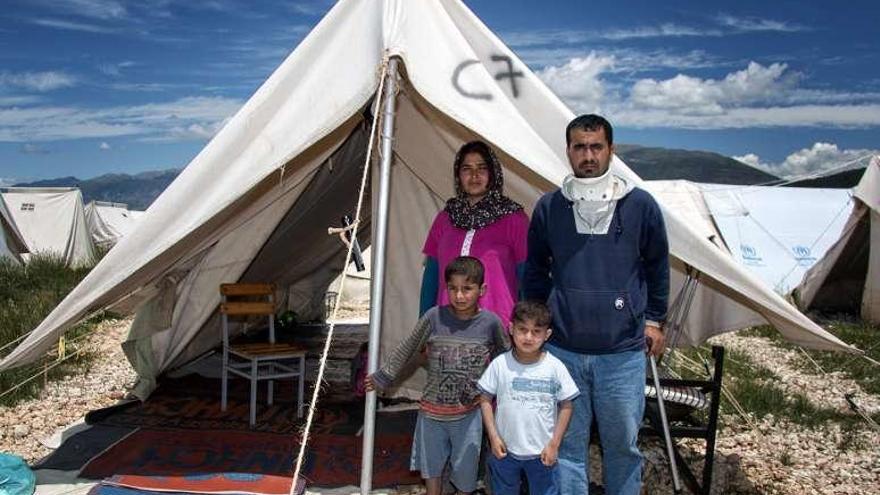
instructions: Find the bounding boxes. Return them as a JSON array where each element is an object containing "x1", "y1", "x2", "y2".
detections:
[
  {"x1": 616, "y1": 144, "x2": 778, "y2": 185},
  {"x1": 10, "y1": 146, "x2": 778, "y2": 210},
  {"x1": 14, "y1": 169, "x2": 180, "y2": 210},
  {"x1": 785, "y1": 167, "x2": 865, "y2": 188}
]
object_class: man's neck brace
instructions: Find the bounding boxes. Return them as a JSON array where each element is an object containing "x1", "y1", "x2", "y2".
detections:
[{"x1": 561, "y1": 171, "x2": 630, "y2": 235}]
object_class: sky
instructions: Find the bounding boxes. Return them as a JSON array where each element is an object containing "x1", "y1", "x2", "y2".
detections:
[{"x1": 1, "y1": 0, "x2": 878, "y2": 184}]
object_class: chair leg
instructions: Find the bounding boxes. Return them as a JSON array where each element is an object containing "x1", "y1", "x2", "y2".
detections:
[
  {"x1": 298, "y1": 355, "x2": 305, "y2": 418},
  {"x1": 267, "y1": 362, "x2": 274, "y2": 406},
  {"x1": 250, "y1": 359, "x2": 258, "y2": 427}
]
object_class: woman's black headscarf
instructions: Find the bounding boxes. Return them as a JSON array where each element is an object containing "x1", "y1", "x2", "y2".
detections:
[{"x1": 444, "y1": 141, "x2": 523, "y2": 230}]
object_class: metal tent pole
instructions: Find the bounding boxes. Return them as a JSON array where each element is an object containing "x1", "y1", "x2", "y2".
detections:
[{"x1": 360, "y1": 57, "x2": 399, "y2": 495}]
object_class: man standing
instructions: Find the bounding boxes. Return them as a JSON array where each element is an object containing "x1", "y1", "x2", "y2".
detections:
[{"x1": 523, "y1": 114, "x2": 669, "y2": 494}]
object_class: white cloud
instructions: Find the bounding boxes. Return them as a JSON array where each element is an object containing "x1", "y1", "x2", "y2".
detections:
[
  {"x1": 288, "y1": 1, "x2": 332, "y2": 16},
  {"x1": 735, "y1": 143, "x2": 878, "y2": 178},
  {"x1": 98, "y1": 61, "x2": 136, "y2": 77},
  {"x1": 99, "y1": 141, "x2": 111, "y2": 150},
  {"x1": 0, "y1": 96, "x2": 242, "y2": 142},
  {"x1": 716, "y1": 14, "x2": 807, "y2": 33},
  {"x1": 0, "y1": 71, "x2": 77, "y2": 92},
  {"x1": 31, "y1": 0, "x2": 127, "y2": 20},
  {"x1": 20, "y1": 143, "x2": 50, "y2": 155},
  {"x1": 603, "y1": 24, "x2": 722, "y2": 40},
  {"x1": 629, "y1": 62, "x2": 796, "y2": 113},
  {"x1": 537, "y1": 53, "x2": 615, "y2": 113},
  {"x1": 0, "y1": 95, "x2": 42, "y2": 106},
  {"x1": 30, "y1": 17, "x2": 118, "y2": 33},
  {"x1": 533, "y1": 59, "x2": 880, "y2": 129},
  {"x1": 0, "y1": 177, "x2": 19, "y2": 187}
]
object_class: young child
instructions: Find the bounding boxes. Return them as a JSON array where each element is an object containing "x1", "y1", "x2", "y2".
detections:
[
  {"x1": 477, "y1": 300, "x2": 578, "y2": 495},
  {"x1": 365, "y1": 256, "x2": 509, "y2": 495}
]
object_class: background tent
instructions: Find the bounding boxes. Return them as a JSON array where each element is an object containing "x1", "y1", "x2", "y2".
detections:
[
  {"x1": 796, "y1": 156, "x2": 880, "y2": 323},
  {"x1": 0, "y1": 0, "x2": 855, "y2": 402},
  {"x1": 701, "y1": 185, "x2": 851, "y2": 295},
  {"x1": 645, "y1": 180, "x2": 853, "y2": 295},
  {"x1": 0, "y1": 193, "x2": 28, "y2": 264},
  {"x1": 84, "y1": 200, "x2": 145, "y2": 248},
  {"x1": 0, "y1": 187, "x2": 96, "y2": 267}
]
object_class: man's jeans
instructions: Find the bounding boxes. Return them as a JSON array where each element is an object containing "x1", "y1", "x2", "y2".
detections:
[{"x1": 545, "y1": 344, "x2": 645, "y2": 495}]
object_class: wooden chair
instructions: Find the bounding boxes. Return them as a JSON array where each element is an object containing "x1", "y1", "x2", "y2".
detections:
[{"x1": 219, "y1": 283, "x2": 306, "y2": 426}]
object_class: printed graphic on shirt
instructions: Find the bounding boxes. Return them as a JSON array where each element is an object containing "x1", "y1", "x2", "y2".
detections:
[
  {"x1": 509, "y1": 376, "x2": 559, "y2": 414},
  {"x1": 429, "y1": 338, "x2": 492, "y2": 405}
]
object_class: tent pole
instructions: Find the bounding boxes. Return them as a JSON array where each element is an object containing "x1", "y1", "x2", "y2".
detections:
[{"x1": 360, "y1": 57, "x2": 399, "y2": 495}]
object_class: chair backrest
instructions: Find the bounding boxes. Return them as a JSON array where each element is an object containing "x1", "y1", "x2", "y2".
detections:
[{"x1": 220, "y1": 283, "x2": 277, "y2": 342}]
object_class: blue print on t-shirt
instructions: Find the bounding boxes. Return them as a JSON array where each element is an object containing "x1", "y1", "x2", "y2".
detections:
[{"x1": 512, "y1": 377, "x2": 557, "y2": 394}]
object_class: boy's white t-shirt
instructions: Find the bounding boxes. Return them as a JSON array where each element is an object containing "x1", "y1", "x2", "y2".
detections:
[{"x1": 477, "y1": 350, "x2": 580, "y2": 458}]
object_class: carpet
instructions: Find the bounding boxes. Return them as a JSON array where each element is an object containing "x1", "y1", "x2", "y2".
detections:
[
  {"x1": 86, "y1": 375, "x2": 360, "y2": 435},
  {"x1": 80, "y1": 421, "x2": 419, "y2": 488},
  {"x1": 33, "y1": 425, "x2": 136, "y2": 472}
]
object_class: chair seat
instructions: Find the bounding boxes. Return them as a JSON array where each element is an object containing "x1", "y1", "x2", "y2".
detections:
[{"x1": 230, "y1": 342, "x2": 307, "y2": 358}]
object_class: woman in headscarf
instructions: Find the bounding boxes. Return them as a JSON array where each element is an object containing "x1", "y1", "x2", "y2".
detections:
[{"x1": 420, "y1": 140, "x2": 529, "y2": 327}]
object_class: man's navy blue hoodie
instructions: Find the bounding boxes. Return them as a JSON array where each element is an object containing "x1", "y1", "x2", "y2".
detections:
[{"x1": 523, "y1": 186, "x2": 669, "y2": 354}]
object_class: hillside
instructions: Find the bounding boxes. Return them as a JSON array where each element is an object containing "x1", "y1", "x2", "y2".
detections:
[
  {"x1": 786, "y1": 167, "x2": 865, "y2": 188},
  {"x1": 11, "y1": 146, "x2": 778, "y2": 209},
  {"x1": 616, "y1": 144, "x2": 779, "y2": 184},
  {"x1": 15, "y1": 169, "x2": 180, "y2": 211}
]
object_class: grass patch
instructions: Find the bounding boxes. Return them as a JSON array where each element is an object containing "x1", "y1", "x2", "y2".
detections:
[
  {"x1": 743, "y1": 321, "x2": 880, "y2": 397},
  {"x1": 668, "y1": 346, "x2": 863, "y2": 428},
  {"x1": 0, "y1": 253, "x2": 107, "y2": 406}
]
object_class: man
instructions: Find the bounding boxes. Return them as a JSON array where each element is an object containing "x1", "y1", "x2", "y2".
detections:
[{"x1": 523, "y1": 114, "x2": 669, "y2": 494}]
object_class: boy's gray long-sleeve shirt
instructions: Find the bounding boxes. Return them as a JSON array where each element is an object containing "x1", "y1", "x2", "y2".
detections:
[{"x1": 373, "y1": 305, "x2": 509, "y2": 419}]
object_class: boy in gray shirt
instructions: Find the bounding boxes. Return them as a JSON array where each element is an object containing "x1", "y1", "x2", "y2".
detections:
[{"x1": 366, "y1": 256, "x2": 509, "y2": 495}]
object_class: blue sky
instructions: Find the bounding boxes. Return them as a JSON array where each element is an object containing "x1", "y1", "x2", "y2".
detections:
[{"x1": 1, "y1": 0, "x2": 878, "y2": 184}]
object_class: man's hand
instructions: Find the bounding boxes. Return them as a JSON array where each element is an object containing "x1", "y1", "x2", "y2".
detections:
[
  {"x1": 540, "y1": 442, "x2": 559, "y2": 466},
  {"x1": 645, "y1": 322, "x2": 665, "y2": 357},
  {"x1": 364, "y1": 374, "x2": 376, "y2": 392},
  {"x1": 489, "y1": 435, "x2": 508, "y2": 459}
]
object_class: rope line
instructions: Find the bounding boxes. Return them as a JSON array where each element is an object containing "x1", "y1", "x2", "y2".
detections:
[{"x1": 289, "y1": 57, "x2": 390, "y2": 494}]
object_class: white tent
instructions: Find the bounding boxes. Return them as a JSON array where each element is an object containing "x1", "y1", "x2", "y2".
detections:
[
  {"x1": 84, "y1": 200, "x2": 145, "y2": 248},
  {"x1": 0, "y1": 0, "x2": 855, "y2": 396},
  {"x1": 796, "y1": 157, "x2": 880, "y2": 323},
  {"x1": 645, "y1": 180, "x2": 853, "y2": 295},
  {"x1": 701, "y1": 185, "x2": 852, "y2": 295},
  {"x1": 0, "y1": 192, "x2": 28, "y2": 264},
  {"x1": 0, "y1": 187, "x2": 96, "y2": 267}
]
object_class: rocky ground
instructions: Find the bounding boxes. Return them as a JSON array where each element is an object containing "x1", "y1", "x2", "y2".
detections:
[{"x1": 1, "y1": 318, "x2": 878, "y2": 494}]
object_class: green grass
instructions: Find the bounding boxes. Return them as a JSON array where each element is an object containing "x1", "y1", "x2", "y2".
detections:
[
  {"x1": 0, "y1": 254, "x2": 107, "y2": 406},
  {"x1": 668, "y1": 346, "x2": 868, "y2": 429},
  {"x1": 742, "y1": 320, "x2": 880, "y2": 405}
]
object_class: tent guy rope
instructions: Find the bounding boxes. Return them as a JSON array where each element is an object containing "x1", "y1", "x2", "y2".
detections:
[{"x1": 289, "y1": 57, "x2": 390, "y2": 495}]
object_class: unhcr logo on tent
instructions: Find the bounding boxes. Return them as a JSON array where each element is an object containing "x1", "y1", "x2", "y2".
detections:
[
  {"x1": 792, "y1": 245, "x2": 816, "y2": 266},
  {"x1": 740, "y1": 244, "x2": 764, "y2": 266}
]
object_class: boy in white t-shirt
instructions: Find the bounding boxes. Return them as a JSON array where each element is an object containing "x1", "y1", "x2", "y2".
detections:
[{"x1": 477, "y1": 300, "x2": 579, "y2": 495}]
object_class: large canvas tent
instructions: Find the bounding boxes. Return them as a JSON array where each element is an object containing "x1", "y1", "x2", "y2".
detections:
[
  {"x1": 796, "y1": 157, "x2": 880, "y2": 323},
  {"x1": 1, "y1": 187, "x2": 96, "y2": 267},
  {"x1": 0, "y1": 192, "x2": 28, "y2": 264},
  {"x1": 0, "y1": 0, "x2": 855, "y2": 399},
  {"x1": 84, "y1": 200, "x2": 145, "y2": 248}
]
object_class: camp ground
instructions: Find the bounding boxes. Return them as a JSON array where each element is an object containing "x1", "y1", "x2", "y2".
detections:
[
  {"x1": 0, "y1": 0, "x2": 870, "y2": 494},
  {"x1": 83, "y1": 201, "x2": 145, "y2": 249},
  {"x1": 0, "y1": 188, "x2": 97, "y2": 268},
  {"x1": 0, "y1": 192, "x2": 28, "y2": 264}
]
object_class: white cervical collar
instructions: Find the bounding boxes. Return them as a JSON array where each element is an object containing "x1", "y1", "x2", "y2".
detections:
[{"x1": 561, "y1": 169, "x2": 630, "y2": 235}]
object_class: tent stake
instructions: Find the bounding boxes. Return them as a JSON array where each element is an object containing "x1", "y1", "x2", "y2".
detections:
[{"x1": 361, "y1": 57, "x2": 400, "y2": 495}]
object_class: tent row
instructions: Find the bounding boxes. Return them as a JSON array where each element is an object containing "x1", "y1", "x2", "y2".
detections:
[
  {"x1": 84, "y1": 200, "x2": 145, "y2": 248},
  {"x1": 0, "y1": 188, "x2": 145, "y2": 266}
]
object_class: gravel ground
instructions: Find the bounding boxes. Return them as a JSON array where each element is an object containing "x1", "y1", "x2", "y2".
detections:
[{"x1": 1, "y1": 320, "x2": 878, "y2": 494}]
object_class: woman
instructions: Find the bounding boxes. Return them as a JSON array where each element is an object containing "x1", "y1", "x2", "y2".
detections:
[{"x1": 420, "y1": 140, "x2": 529, "y2": 327}]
